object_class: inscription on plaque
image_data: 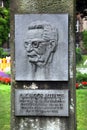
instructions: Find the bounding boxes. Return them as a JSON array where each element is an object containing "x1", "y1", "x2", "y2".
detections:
[{"x1": 15, "y1": 90, "x2": 69, "y2": 116}]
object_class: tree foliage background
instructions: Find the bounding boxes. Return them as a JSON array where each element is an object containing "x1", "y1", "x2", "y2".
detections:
[
  {"x1": 0, "y1": 0, "x2": 10, "y2": 57},
  {"x1": 82, "y1": 31, "x2": 87, "y2": 49}
]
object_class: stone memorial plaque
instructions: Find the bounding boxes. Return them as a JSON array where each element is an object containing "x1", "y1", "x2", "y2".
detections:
[
  {"x1": 15, "y1": 14, "x2": 68, "y2": 81},
  {"x1": 15, "y1": 89, "x2": 69, "y2": 116}
]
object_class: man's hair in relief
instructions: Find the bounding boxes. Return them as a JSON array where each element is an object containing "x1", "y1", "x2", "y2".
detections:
[{"x1": 28, "y1": 21, "x2": 59, "y2": 49}]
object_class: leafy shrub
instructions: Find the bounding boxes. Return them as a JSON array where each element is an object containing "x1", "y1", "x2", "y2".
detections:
[
  {"x1": 82, "y1": 30, "x2": 87, "y2": 49},
  {"x1": 0, "y1": 48, "x2": 8, "y2": 57},
  {"x1": 76, "y1": 48, "x2": 83, "y2": 64},
  {"x1": 76, "y1": 72, "x2": 87, "y2": 82},
  {"x1": 0, "y1": 7, "x2": 10, "y2": 43}
]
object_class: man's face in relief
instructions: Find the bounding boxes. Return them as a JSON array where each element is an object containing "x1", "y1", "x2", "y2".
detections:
[{"x1": 24, "y1": 23, "x2": 58, "y2": 67}]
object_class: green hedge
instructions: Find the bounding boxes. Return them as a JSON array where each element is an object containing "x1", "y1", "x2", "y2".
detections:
[
  {"x1": 82, "y1": 30, "x2": 87, "y2": 49},
  {"x1": 76, "y1": 72, "x2": 87, "y2": 82},
  {"x1": 76, "y1": 48, "x2": 83, "y2": 64}
]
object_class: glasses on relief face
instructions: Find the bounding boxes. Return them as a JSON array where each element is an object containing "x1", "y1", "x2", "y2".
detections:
[{"x1": 25, "y1": 40, "x2": 50, "y2": 48}]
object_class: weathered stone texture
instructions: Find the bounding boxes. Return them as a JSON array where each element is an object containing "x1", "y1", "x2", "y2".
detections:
[{"x1": 11, "y1": 0, "x2": 74, "y2": 14}]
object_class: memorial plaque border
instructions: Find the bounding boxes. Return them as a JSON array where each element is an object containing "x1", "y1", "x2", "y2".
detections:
[
  {"x1": 15, "y1": 14, "x2": 68, "y2": 81},
  {"x1": 15, "y1": 89, "x2": 69, "y2": 117}
]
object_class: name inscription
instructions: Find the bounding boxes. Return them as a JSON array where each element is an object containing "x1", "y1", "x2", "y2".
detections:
[{"x1": 15, "y1": 90, "x2": 69, "y2": 116}]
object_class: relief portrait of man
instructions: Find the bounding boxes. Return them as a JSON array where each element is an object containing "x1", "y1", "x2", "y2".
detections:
[
  {"x1": 15, "y1": 14, "x2": 68, "y2": 81},
  {"x1": 24, "y1": 21, "x2": 59, "y2": 67}
]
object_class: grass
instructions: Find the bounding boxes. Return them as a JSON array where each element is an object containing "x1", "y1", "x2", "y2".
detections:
[
  {"x1": 0, "y1": 84, "x2": 11, "y2": 130},
  {"x1": 76, "y1": 53, "x2": 87, "y2": 129},
  {"x1": 76, "y1": 89, "x2": 87, "y2": 130},
  {"x1": 0, "y1": 84, "x2": 87, "y2": 130}
]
